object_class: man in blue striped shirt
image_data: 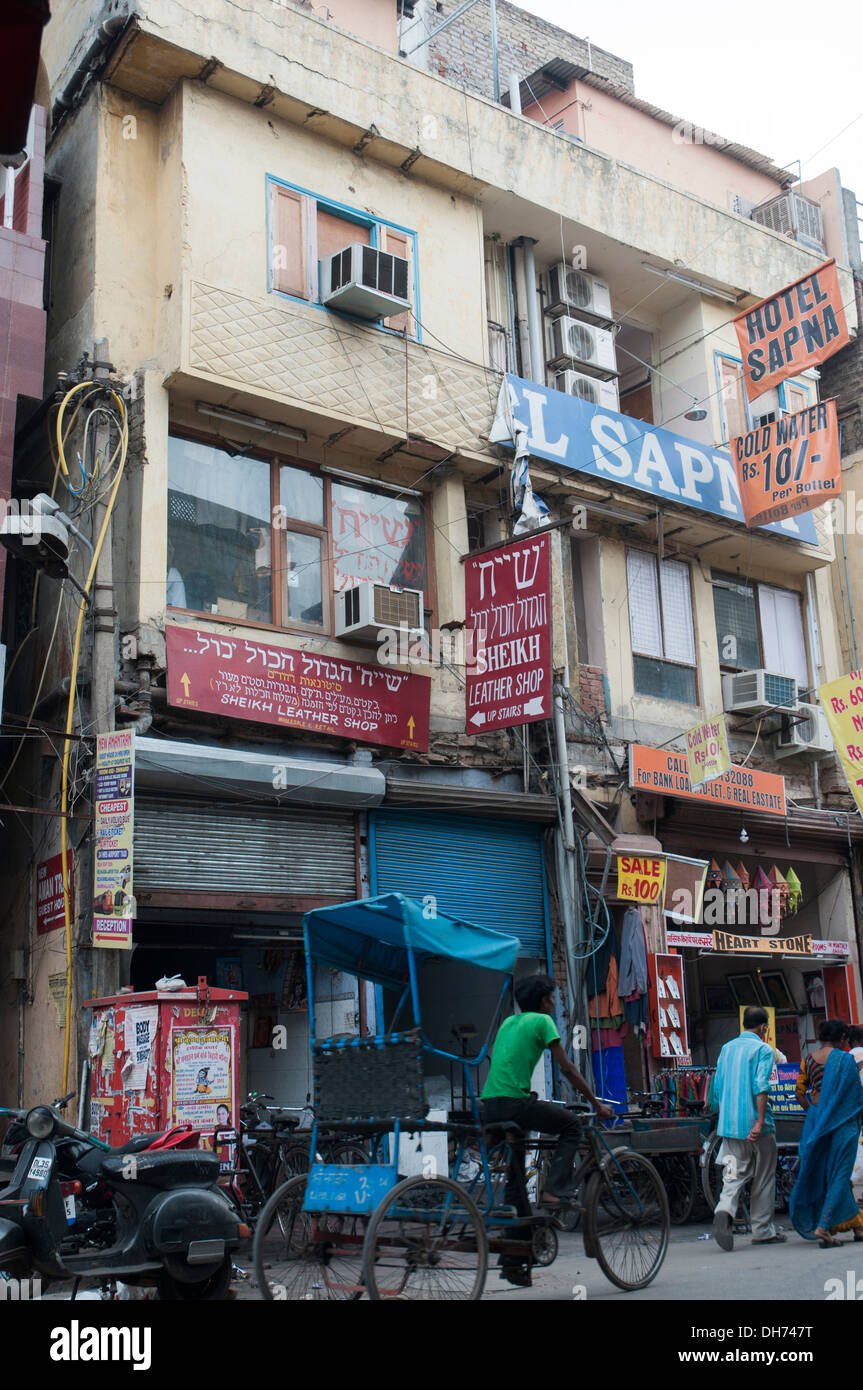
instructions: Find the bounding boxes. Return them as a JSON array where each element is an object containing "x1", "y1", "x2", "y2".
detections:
[{"x1": 711, "y1": 1005, "x2": 786, "y2": 1250}]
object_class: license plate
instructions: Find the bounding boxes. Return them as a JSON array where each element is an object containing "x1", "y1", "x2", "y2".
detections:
[
  {"x1": 64, "y1": 1194, "x2": 77, "y2": 1224},
  {"x1": 27, "y1": 1156, "x2": 51, "y2": 1182}
]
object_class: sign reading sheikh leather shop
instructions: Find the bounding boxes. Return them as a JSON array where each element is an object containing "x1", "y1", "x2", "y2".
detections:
[
  {"x1": 629, "y1": 745, "x2": 787, "y2": 816},
  {"x1": 490, "y1": 375, "x2": 818, "y2": 543}
]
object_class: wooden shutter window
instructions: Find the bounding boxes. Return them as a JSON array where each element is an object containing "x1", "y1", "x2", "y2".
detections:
[
  {"x1": 383, "y1": 227, "x2": 413, "y2": 335},
  {"x1": 272, "y1": 186, "x2": 309, "y2": 298}
]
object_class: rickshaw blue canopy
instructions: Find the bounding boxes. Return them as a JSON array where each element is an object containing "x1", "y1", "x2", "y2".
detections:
[{"x1": 303, "y1": 892, "x2": 520, "y2": 990}]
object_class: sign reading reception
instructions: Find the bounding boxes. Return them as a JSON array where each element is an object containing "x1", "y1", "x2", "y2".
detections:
[{"x1": 490, "y1": 375, "x2": 817, "y2": 544}]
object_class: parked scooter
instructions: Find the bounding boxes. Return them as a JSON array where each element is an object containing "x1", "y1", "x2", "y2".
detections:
[{"x1": 0, "y1": 1100, "x2": 247, "y2": 1299}]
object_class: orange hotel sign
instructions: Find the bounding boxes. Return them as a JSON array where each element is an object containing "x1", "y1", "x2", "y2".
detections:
[{"x1": 629, "y1": 745, "x2": 786, "y2": 817}]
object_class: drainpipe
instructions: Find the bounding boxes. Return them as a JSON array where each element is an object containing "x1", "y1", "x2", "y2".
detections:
[
  {"x1": 489, "y1": 0, "x2": 500, "y2": 102},
  {"x1": 519, "y1": 237, "x2": 546, "y2": 386},
  {"x1": 508, "y1": 73, "x2": 522, "y2": 115},
  {"x1": 51, "y1": 14, "x2": 131, "y2": 133},
  {"x1": 510, "y1": 244, "x2": 532, "y2": 381}
]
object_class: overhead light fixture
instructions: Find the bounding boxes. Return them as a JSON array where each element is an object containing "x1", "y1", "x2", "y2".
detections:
[
  {"x1": 196, "y1": 402, "x2": 307, "y2": 442},
  {"x1": 684, "y1": 408, "x2": 708, "y2": 421},
  {"x1": 740, "y1": 826, "x2": 749, "y2": 844},
  {"x1": 319, "y1": 464, "x2": 422, "y2": 497},
  {"x1": 641, "y1": 263, "x2": 739, "y2": 305}
]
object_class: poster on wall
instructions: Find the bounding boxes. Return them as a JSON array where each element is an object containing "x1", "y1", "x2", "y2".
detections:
[
  {"x1": 732, "y1": 259, "x2": 850, "y2": 399},
  {"x1": 171, "y1": 1027, "x2": 234, "y2": 1130},
  {"x1": 685, "y1": 714, "x2": 731, "y2": 788},
  {"x1": 121, "y1": 1005, "x2": 158, "y2": 1092},
  {"x1": 817, "y1": 671, "x2": 863, "y2": 813},
  {"x1": 92, "y1": 729, "x2": 134, "y2": 949},
  {"x1": 36, "y1": 851, "x2": 74, "y2": 935},
  {"x1": 733, "y1": 399, "x2": 840, "y2": 528},
  {"x1": 464, "y1": 533, "x2": 552, "y2": 733}
]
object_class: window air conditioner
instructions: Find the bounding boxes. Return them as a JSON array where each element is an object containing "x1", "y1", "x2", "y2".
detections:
[
  {"x1": 774, "y1": 702, "x2": 834, "y2": 759},
  {"x1": 334, "y1": 583, "x2": 425, "y2": 644},
  {"x1": 546, "y1": 265, "x2": 613, "y2": 323},
  {"x1": 547, "y1": 316, "x2": 617, "y2": 375},
  {"x1": 319, "y1": 244, "x2": 411, "y2": 319},
  {"x1": 552, "y1": 370, "x2": 619, "y2": 409},
  {"x1": 721, "y1": 670, "x2": 798, "y2": 714}
]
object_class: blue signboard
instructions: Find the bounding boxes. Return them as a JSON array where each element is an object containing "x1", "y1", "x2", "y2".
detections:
[
  {"x1": 493, "y1": 375, "x2": 818, "y2": 545},
  {"x1": 772, "y1": 1063, "x2": 805, "y2": 1115},
  {"x1": 303, "y1": 1162, "x2": 398, "y2": 1214}
]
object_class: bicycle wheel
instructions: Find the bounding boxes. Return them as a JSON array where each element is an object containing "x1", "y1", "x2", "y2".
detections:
[
  {"x1": 531, "y1": 1220, "x2": 558, "y2": 1267},
  {"x1": 253, "y1": 1176, "x2": 365, "y2": 1300},
  {"x1": 325, "y1": 1141, "x2": 371, "y2": 1166},
  {"x1": 656, "y1": 1153, "x2": 697, "y2": 1225},
  {"x1": 533, "y1": 1150, "x2": 580, "y2": 1231},
  {"x1": 363, "y1": 1176, "x2": 488, "y2": 1301},
  {"x1": 584, "y1": 1148, "x2": 669, "y2": 1291},
  {"x1": 278, "y1": 1140, "x2": 312, "y2": 1182}
]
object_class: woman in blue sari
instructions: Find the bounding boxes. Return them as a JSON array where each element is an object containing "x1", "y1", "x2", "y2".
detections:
[{"x1": 790, "y1": 1020, "x2": 863, "y2": 1248}]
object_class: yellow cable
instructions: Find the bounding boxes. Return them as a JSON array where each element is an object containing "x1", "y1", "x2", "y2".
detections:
[
  {"x1": 55, "y1": 380, "x2": 104, "y2": 478},
  {"x1": 60, "y1": 386, "x2": 128, "y2": 1091}
]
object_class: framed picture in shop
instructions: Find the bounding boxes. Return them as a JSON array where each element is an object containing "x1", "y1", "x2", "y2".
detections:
[
  {"x1": 703, "y1": 983, "x2": 736, "y2": 1013},
  {"x1": 758, "y1": 971, "x2": 795, "y2": 1014},
  {"x1": 727, "y1": 974, "x2": 761, "y2": 1008}
]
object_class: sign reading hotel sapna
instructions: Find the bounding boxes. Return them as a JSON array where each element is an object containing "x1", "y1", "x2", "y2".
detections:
[
  {"x1": 464, "y1": 533, "x2": 552, "y2": 733},
  {"x1": 732, "y1": 259, "x2": 850, "y2": 400}
]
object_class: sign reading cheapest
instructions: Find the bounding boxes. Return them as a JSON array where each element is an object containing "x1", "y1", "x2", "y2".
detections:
[
  {"x1": 490, "y1": 375, "x2": 817, "y2": 543},
  {"x1": 629, "y1": 744, "x2": 786, "y2": 816}
]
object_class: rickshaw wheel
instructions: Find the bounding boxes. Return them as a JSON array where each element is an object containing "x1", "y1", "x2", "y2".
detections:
[
  {"x1": 531, "y1": 1221, "x2": 558, "y2": 1267},
  {"x1": 253, "y1": 1176, "x2": 366, "y2": 1300},
  {"x1": 363, "y1": 1176, "x2": 488, "y2": 1301},
  {"x1": 584, "y1": 1148, "x2": 670, "y2": 1291}
]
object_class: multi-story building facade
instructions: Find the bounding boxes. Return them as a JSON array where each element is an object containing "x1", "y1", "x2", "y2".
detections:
[{"x1": 1, "y1": 0, "x2": 860, "y2": 1114}]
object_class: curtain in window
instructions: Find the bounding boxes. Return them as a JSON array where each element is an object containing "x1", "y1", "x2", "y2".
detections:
[
  {"x1": 758, "y1": 584, "x2": 809, "y2": 690},
  {"x1": 659, "y1": 559, "x2": 696, "y2": 665},
  {"x1": 626, "y1": 550, "x2": 662, "y2": 657}
]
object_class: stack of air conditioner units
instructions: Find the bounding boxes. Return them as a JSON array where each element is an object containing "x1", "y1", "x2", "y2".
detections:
[{"x1": 544, "y1": 265, "x2": 618, "y2": 397}]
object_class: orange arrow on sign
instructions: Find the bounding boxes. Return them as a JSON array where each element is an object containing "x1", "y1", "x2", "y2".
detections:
[
  {"x1": 180, "y1": 673, "x2": 191, "y2": 698},
  {"x1": 407, "y1": 716, "x2": 415, "y2": 739}
]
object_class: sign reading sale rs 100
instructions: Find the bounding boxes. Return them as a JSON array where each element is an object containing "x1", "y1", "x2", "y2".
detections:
[{"x1": 617, "y1": 855, "x2": 666, "y2": 906}]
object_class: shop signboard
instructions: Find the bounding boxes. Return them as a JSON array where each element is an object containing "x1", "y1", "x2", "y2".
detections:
[
  {"x1": 713, "y1": 930, "x2": 811, "y2": 955},
  {"x1": 817, "y1": 670, "x2": 863, "y2": 813},
  {"x1": 464, "y1": 533, "x2": 551, "y2": 733},
  {"x1": 733, "y1": 399, "x2": 840, "y2": 528},
  {"x1": 616, "y1": 854, "x2": 666, "y2": 906},
  {"x1": 685, "y1": 713, "x2": 730, "y2": 787},
  {"x1": 489, "y1": 374, "x2": 817, "y2": 543},
  {"x1": 36, "y1": 851, "x2": 73, "y2": 935},
  {"x1": 810, "y1": 939, "x2": 850, "y2": 959},
  {"x1": 771, "y1": 1064, "x2": 805, "y2": 1115},
  {"x1": 629, "y1": 744, "x2": 786, "y2": 816},
  {"x1": 732, "y1": 259, "x2": 850, "y2": 399},
  {"x1": 670, "y1": 933, "x2": 846, "y2": 959},
  {"x1": 667, "y1": 930, "x2": 714, "y2": 949},
  {"x1": 93, "y1": 729, "x2": 134, "y2": 950},
  {"x1": 166, "y1": 624, "x2": 430, "y2": 752}
]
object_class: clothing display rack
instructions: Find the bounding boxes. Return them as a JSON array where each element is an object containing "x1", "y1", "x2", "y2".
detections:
[{"x1": 651, "y1": 1066, "x2": 715, "y2": 1116}]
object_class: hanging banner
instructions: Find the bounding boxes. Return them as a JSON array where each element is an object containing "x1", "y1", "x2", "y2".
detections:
[
  {"x1": 630, "y1": 744, "x2": 786, "y2": 815},
  {"x1": 36, "y1": 851, "x2": 74, "y2": 935},
  {"x1": 816, "y1": 671, "x2": 862, "y2": 812},
  {"x1": 685, "y1": 713, "x2": 731, "y2": 787},
  {"x1": 617, "y1": 854, "x2": 666, "y2": 905},
  {"x1": 166, "y1": 625, "x2": 430, "y2": 752},
  {"x1": 732, "y1": 258, "x2": 850, "y2": 400},
  {"x1": 93, "y1": 729, "x2": 134, "y2": 950},
  {"x1": 464, "y1": 533, "x2": 552, "y2": 732},
  {"x1": 734, "y1": 399, "x2": 841, "y2": 527},
  {"x1": 713, "y1": 930, "x2": 811, "y2": 955}
]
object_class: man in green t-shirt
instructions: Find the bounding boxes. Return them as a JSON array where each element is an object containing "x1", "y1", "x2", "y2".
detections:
[{"x1": 482, "y1": 973, "x2": 612, "y2": 1198}]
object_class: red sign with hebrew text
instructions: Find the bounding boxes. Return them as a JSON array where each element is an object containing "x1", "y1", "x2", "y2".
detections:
[
  {"x1": 166, "y1": 625, "x2": 430, "y2": 751},
  {"x1": 464, "y1": 533, "x2": 552, "y2": 733}
]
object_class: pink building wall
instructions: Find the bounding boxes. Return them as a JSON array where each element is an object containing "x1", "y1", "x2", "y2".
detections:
[{"x1": 0, "y1": 104, "x2": 47, "y2": 608}]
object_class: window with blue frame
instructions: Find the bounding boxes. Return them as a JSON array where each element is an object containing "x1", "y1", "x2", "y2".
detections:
[
  {"x1": 715, "y1": 352, "x2": 750, "y2": 444},
  {"x1": 268, "y1": 177, "x2": 418, "y2": 338}
]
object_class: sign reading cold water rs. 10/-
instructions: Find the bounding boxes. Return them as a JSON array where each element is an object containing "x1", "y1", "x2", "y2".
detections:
[
  {"x1": 464, "y1": 533, "x2": 551, "y2": 733},
  {"x1": 734, "y1": 399, "x2": 840, "y2": 528}
]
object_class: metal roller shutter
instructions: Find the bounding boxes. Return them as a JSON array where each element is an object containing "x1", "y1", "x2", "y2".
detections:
[
  {"x1": 370, "y1": 810, "x2": 549, "y2": 958},
  {"x1": 135, "y1": 797, "x2": 356, "y2": 896}
]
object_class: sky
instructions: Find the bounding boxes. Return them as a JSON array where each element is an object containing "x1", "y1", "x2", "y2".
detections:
[{"x1": 510, "y1": 0, "x2": 863, "y2": 206}]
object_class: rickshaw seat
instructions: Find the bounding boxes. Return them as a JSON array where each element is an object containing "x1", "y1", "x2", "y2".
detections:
[
  {"x1": 482, "y1": 1120, "x2": 526, "y2": 1139},
  {"x1": 313, "y1": 1029, "x2": 428, "y2": 1125}
]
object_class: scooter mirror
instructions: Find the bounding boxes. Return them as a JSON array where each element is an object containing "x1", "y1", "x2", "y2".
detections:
[{"x1": 26, "y1": 1106, "x2": 55, "y2": 1140}]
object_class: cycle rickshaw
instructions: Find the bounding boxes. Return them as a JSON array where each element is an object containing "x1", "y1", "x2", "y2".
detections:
[{"x1": 253, "y1": 892, "x2": 670, "y2": 1299}]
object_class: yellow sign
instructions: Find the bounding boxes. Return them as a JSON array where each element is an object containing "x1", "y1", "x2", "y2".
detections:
[
  {"x1": 617, "y1": 855, "x2": 666, "y2": 906},
  {"x1": 738, "y1": 1005, "x2": 776, "y2": 1051},
  {"x1": 685, "y1": 713, "x2": 731, "y2": 787},
  {"x1": 714, "y1": 930, "x2": 811, "y2": 956},
  {"x1": 817, "y1": 671, "x2": 860, "y2": 811}
]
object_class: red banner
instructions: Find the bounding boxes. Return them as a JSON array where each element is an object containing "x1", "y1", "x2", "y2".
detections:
[
  {"x1": 166, "y1": 625, "x2": 431, "y2": 751},
  {"x1": 36, "y1": 852, "x2": 74, "y2": 935},
  {"x1": 734, "y1": 398, "x2": 840, "y2": 527},
  {"x1": 733, "y1": 259, "x2": 850, "y2": 401},
  {"x1": 464, "y1": 533, "x2": 552, "y2": 733}
]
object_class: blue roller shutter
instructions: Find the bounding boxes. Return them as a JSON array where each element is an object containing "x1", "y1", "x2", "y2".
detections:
[{"x1": 369, "y1": 810, "x2": 550, "y2": 960}]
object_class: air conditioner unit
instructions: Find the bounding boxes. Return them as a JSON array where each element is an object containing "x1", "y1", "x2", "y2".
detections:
[
  {"x1": 552, "y1": 370, "x2": 619, "y2": 409},
  {"x1": 548, "y1": 316, "x2": 617, "y2": 375},
  {"x1": 546, "y1": 265, "x2": 613, "y2": 323},
  {"x1": 334, "y1": 583, "x2": 424, "y2": 644},
  {"x1": 774, "y1": 702, "x2": 834, "y2": 758},
  {"x1": 319, "y1": 244, "x2": 411, "y2": 319},
  {"x1": 722, "y1": 670, "x2": 798, "y2": 714}
]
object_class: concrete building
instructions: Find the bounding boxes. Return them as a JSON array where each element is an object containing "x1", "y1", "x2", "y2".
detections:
[{"x1": 1, "y1": 0, "x2": 860, "y2": 1117}]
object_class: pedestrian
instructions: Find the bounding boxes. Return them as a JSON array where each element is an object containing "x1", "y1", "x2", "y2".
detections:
[
  {"x1": 849, "y1": 1025, "x2": 863, "y2": 1079},
  {"x1": 789, "y1": 1019, "x2": 863, "y2": 1247},
  {"x1": 711, "y1": 1004, "x2": 785, "y2": 1251}
]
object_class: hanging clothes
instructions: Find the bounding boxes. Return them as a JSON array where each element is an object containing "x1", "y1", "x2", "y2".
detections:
[
  {"x1": 587, "y1": 923, "x2": 617, "y2": 997},
  {"x1": 619, "y1": 908, "x2": 649, "y2": 997},
  {"x1": 588, "y1": 953, "x2": 622, "y2": 1023}
]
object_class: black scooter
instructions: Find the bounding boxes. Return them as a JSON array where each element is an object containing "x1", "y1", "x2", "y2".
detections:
[{"x1": 0, "y1": 1102, "x2": 246, "y2": 1299}]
